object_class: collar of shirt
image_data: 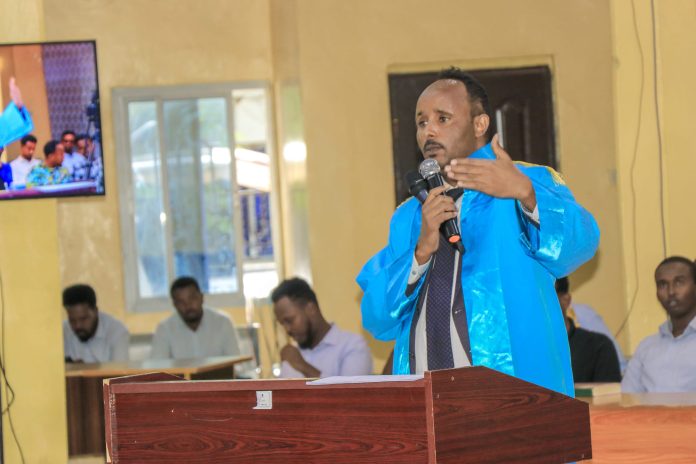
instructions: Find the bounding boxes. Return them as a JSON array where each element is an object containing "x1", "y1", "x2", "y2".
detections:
[
  {"x1": 658, "y1": 316, "x2": 696, "y2": 339},
  {"x1": 310, "y1": 323, "x2": 340, "y2": 350}
]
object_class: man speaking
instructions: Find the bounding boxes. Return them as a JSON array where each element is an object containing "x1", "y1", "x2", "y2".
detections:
[{"x1": 357, "y1": 68, "x2": 599, "y2": 396}]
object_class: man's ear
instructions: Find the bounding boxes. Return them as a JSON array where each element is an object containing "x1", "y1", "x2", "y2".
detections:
[
  {"x1": 474, "y1": 113, "x2": 490, "y2": 139},
  {"x1": 304, "y1": 301, "x2": 319, "y2": 317}
]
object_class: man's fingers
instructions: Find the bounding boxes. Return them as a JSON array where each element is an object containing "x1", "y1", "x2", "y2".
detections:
[
  {"x1": 9, "y1": 77, "x2": 23, "y2": 108},
  {"x1": 449, "y1": 158, "x2": 491, "y2": 168},
  {"x1": 447, "y1": 163, "x2": 487, "y2": 177},
  {"x1": 491, "y1": 134, "x2": 512, "y2": 160},
  {"x1": 424, "y1": 202, "x2": 456, "y2": 218},
  {"x1": 423, "y1": 195, "x2": 455, "y2": 214},
  {"x1": 424, "y1": 185, "x2": 447, "y2": 203}
]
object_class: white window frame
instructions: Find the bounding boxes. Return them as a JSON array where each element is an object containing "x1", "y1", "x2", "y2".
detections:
[{"x1": 113, "y1": 82, "x2": 279, "y2": 313}]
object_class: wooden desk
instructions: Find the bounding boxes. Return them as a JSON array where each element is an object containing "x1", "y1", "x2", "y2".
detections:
[
  {"x1": 104, "y1": 367, "x2": 591, "y2": 463},
  {"x1": 65, "y1": 355, "x2": 251, "y2": 457},
  {"x1": 581, "y1": 393, "x2": 696, "y2": 463}
]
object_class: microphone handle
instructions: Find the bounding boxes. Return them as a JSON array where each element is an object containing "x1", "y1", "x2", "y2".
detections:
[
  {"x1": 424, "y1": 173, "x2": 446, "y2": 190},
  {"x1": 424, "y1": 173, "x2": 464, "y2": 252}
]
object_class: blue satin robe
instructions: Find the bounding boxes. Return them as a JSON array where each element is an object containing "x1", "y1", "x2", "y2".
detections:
[
  {"x1": 0, "y1": 102, "x2": 34, "y2": 148},
  {"x1": 356, "y1": 144, "x2": 599, "y2": 396}
]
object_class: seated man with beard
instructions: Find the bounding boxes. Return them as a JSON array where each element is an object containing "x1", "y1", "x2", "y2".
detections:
[
  {"x1": 150, "y1": 276, "x2": 242, "y2": 359},
  {"x1": 63, "y1": 284, "x2": 130, "y2": 363},
  {"x1": 272, "y1": 277, "x2": 373, "y2": 378}
]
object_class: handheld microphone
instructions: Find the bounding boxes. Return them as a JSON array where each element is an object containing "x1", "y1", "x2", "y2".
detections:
[{"x1": 417, "y1": 159, "x2": 464, "y2": 253}]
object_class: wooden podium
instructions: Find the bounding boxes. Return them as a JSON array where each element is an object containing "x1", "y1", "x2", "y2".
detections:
[
  {"x1": 66, "y1": 355, "x2": 251, "y2": 456},
  {"x1": 103, "y1": 367, "x2": 591, "y2": 463}
]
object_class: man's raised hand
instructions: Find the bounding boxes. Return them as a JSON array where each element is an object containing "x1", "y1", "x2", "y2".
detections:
[
  {"x1": 9, "y1": 77, "x2": 24, "y2": 109},
  {"x1": 444, "y1": 134, "x2": 536, "y2": 211}
]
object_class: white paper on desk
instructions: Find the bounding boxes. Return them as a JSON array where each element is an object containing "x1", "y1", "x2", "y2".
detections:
[{"x1": 306, "y1": 374, "x2": 423, "y2": 386}]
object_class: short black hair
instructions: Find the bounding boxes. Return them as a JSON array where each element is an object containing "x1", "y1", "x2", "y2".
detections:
[
  {"x1": 555, "y1": 277, "x2": 569, "y2": 294},
  {"x1": 76, "y1": 133, "x2": 90, "y2": 143},
  {"x1": 44, "y1": 140, "x2": 60, "y2": 157},
  {"x1": 656, "y1": 256, "x2": 696, "y2": 282},
  {"x1": 170, "y1": 276, "x2": 201, "y2": 298},
  {"x1": 271, "y1": 277, "x2": 318, "y2": 307},
  {"x1": 437, "y1": 67, "x2": 492, "y2": 120},
  {"x1": 20, "y1": 134, "x2": 37, "y2": 145},
  {"x1": 61, "y1": 130, "x2": 76, "y2": 140},
  {"x1": 63, "y1": 284, "x2": 97, "y2": 309}
]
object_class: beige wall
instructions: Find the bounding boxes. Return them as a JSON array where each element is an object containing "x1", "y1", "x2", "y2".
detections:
[
  {"x1": 0, "y1": 0, "x2": 693, "y2": 459},
  {"x1": 43, "y1": 0, "x2": 629, "y2": 371},
  {"x1": 0, "y1": 2, "x2": 68, "y2": 463},
  {"x1": 270, "y1": 0, "x2": 313, "y2": 282},
  {"x1": 43, "y1": 0, "x2": 275, "y2": 334},
  {"x1": 292, "y1": 0, "x2": 625, "y2": 367},
  {"x1": 612, "y1": 0, "x2": 696, "y2": 351}
]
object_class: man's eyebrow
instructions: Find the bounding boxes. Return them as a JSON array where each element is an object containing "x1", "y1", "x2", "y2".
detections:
[{"x1": 416, "y1": 108, "x2": 453, "y2": 118}]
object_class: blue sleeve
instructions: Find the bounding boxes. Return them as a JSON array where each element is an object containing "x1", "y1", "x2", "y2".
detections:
[
  {"x1": 356, "y1": 199, "x2": 424, "y2": 341},
  {"x1": 0, "y1": 103, "x2": 34, "y2": 147},
  {"x1": 517, "y1": 165, "x2": 600, "y2": 278}
]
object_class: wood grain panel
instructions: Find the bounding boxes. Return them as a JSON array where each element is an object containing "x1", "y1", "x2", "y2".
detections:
[
  {"x1": 66, "y1": 377, "x2": 106, "y2": 456},
  {"x1": 587, "y1": 405, "x2": 696, "y2": 463},
  {"x1": 109, "y1": 383, "x2": 428, "y2": 463},
  {"x1": 427, "y1": 368, "x2": 591, "y2": 463},
  {"x1": 68, "y1": 359, "x2": 243, "y2": 457}
]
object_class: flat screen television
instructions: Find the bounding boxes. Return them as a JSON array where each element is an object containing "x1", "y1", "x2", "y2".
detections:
[{"x1": 0, "y1": 40, "x2": 104, "y2": 200}]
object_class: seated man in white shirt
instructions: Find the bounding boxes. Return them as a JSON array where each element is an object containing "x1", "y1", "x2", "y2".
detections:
[
  {"x1": 63, "y1": 284, "x2": 130, "y2": 363},
  {"x1": 272, "y1": 277, "x2": 373, "y2": 378},
  {"x1": 622, "y1": 256, "x2": 696, "y2": 392},
  {"x1": 9, "y1": 134, "x2": 40, "y2": 186},
  {"x1": 151, "y1": 276, "x2": 241, "y2": 359}
]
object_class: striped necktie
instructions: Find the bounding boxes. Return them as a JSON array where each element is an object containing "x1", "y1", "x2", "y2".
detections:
[{"x1": 425, "y1": 187, "x2": 469, "y2": 370}]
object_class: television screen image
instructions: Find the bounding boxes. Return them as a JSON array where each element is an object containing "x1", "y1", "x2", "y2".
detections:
[{"x1": 0, "y1": 40, "x2": 104, "y2": 200}]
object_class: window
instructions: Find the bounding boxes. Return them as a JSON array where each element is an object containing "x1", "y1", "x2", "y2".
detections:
[{"x1": 114, "y1": 84, "x2": 278, "y2": 312}]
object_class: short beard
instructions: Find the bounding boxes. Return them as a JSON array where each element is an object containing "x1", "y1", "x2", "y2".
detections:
[
  {"x1": 298, "y1": 319, "x2": 314, "y2": 349},
  {"x1": 182, "y1": 309, "x2": 203, "y2": 324}
]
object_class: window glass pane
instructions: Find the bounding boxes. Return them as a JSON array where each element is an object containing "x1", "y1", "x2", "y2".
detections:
[
  {"x1": 128, "y1": 101, "x2": 169, "y2": 297},
  {"x1": 233, "y1": 88, "x2": 277, "y2": 298},
  {"x1": 163, "y1": 98, "x2": 238, "y2": 294},
  {"x1": 119, "y1": 85, "x2": 280, "y2": 311}
]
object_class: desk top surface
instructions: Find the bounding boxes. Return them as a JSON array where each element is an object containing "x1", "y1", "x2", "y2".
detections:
[
  {"x1": 579, "y1": 391, "x2": 696, "y2": 407},
  {"x1": 65, "y1": 355, "x2": 252, "y2": 378}
]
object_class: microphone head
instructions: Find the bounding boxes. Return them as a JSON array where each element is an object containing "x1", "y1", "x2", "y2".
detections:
[{"x1": 418, "y1": 158, "x2": 440, "y2": 179}]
